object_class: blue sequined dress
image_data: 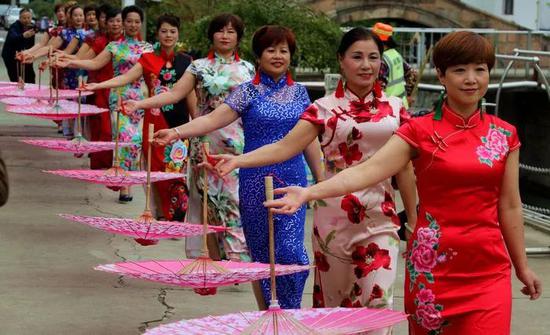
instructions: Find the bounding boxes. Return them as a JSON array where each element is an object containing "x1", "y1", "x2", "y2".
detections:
[{"x1": 225, "y1": 72, "x2": 311, "y2": 309}]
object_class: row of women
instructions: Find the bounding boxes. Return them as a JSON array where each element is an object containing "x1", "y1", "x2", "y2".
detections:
[{"x1": 19, "y1": 3, "x2": 542, "y2": 334}]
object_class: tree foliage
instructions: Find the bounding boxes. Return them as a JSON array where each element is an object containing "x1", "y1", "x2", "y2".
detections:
[{"x1": 145, "y1": 0, "x2": 342, "y2": 72}]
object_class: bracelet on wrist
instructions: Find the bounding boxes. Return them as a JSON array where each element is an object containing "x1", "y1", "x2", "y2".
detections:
[
  {"x1": 172, "y1": 127, "x2": 182, "y2": 138},
  {"x1": 404, "y1": 222, "x2": 415, "y2": 234}
]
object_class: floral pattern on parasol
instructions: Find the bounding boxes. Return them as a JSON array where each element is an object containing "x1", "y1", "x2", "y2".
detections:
[
  {"x1": 7, "y1": 101, "x2": 108, "y2": 120},
  {"x1": 59, "y1": 214, "x2": 228, "y2": 241},
  {"x1": 95, "y1": 260, "x2": 312, "y2": 289},
  {"x1": 0, "y1": 97, "x2": 38, "y2": 105},
  {"x1": 21, "y1": 139, "x2": 134, "y2": 154},
  {"x1": 143, "y1": 307, "x2": 408, "y2": 334},
  {"x1": 43, "y1": 169, "x2": 185, "y2": 187}
]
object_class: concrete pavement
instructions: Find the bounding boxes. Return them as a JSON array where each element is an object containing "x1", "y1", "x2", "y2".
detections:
[{"x1": 0, "y1": 76, "x2": 549, "y2": 333}]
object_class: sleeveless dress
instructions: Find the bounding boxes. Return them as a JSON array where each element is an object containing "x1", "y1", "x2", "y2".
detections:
[
  {"x1": 224, "y1": 71, "x2": 311, "y2": 308},
  {"x1": 396, "y1": 104, "x2": 519, "y2": 335},
  {"x1": 139, "y1": 47, "x2": 192, "y2": 220},
  {"x1": 300, "y1": 86, "x2": 407, "y2": 331}
]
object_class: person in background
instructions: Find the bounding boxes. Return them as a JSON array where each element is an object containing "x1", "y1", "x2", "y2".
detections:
[
  {"x1": 2, "y1": 8, "x2": 36, "y2": 83},
  {"x1": 372, "y1": 22, "x2": 417, "y2": 109},
  {"x1": 0, "y1": 151, "x2": 8, "y2": 207},
  {"x1": 262, "y1": 31, "x2": 542, "y2": 335}
]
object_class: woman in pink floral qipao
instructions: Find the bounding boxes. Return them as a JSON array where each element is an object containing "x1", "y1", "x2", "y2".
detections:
[
  {"x1": 263, "y1": 31, "x2": 542, "y2": 335},
  {"x1": 214, "y1": 28, "x2": 417, "y2": 332}
]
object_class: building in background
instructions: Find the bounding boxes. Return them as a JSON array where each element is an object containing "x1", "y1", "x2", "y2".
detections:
[{"x1": 461, "y1": 0, "x2": 550, "y2": 30}]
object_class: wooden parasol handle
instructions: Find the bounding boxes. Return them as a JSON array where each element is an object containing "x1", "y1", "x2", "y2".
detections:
[
  {"x1": 145, "y1": 123, "x2": 154, "y2": 212},
  {"x1": 201, "y1": 142, "x2": 210, "y2": 257},
  {"x1": 264, "y1": 175, "x2": 277, "y2": 304}
]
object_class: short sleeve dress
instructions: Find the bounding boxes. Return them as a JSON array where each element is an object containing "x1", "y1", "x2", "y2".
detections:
[
  {"x1": 396, "y1": 103, "x2": 520, "y2": 334},
  {"x1": 184, "y1": 51, "x2": 255, "y2": 261},
  {"x1": 300, "y1": 85, "x2": 408, "y2": 313}
]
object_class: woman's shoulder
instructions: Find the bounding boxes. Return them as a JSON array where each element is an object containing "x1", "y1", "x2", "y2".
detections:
[{"x1": 485, "y1": 113, "x2": 516, "y2": 131}]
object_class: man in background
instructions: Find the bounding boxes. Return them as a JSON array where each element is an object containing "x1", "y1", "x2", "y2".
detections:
[{"x1": 2, "y1": 8, "x2": 36, "y2": 83}]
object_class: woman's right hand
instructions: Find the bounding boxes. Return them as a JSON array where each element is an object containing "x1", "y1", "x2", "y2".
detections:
[
  {"x1": 210, "y1": 154, "x2": 241, "y2": 177},
  {"x1": 83, "y1": 83, "x2": 100, "y2": 91},
  {"x1": 264, "y1": 186, "x2": 310, "y2": 215},
  {"x1": 123, "y1": 100, "x2": 140, "y2": 113},
  {"x1": 153, "y1": 129, "x2": 178, "y2": 146}
]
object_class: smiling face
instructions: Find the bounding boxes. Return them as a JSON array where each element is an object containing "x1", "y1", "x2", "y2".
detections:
[
  {"x1": 19, "y1": 11, "x2": 32, "y2": 26},
  {"x1": 259, "y1": 41, "x2": 291, "y2": 81},
  {"x1": 107, "y1": 14, "x2": 122, "y2": 38},
  {"x1": 70, "y1": 8, "x2": 84, "y2": 29},
  {"x1": 157, "y1": 22, "x2": 179, "y2": 49},
  {"x1": 339, "y1": 39, "x2": 381, "y2": 96},
  {"x1": 438, "y1": 63, "x2": 489, "y2": 112},
  {"x1": 123, "y1": 12, "x2": 142, "y2": 38},
  {"x1": 56, "y1": 7, "x2": 65, "y2": 25},
  {"x1": 212, "y1": 23, "x2": 238, "y2": 54}
]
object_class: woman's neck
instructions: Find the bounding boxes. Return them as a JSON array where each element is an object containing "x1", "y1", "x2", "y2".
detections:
[
  {"x1": 161, "y1": 45, "x2": 175, "y2": 54},
  {"x1": 346, "y1": 82, "x2": 373, "y2": 100},
  {"x1": 446, "y1": 96, "x2": 478, "y2": 119},
  {"x1": 215, "y1": 49, "x2": 234, "y2": 61}
]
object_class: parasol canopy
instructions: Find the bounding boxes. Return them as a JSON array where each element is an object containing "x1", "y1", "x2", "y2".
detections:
[
  {"x1": 0, "y1": 87, "x2": 93, "y2": 98},
  {"x1": 42, "y1": 169, "x2": 185, "y2": 187},
  {"x1": 20, "y1": 139, "x2": 134, "y2": 155},
  {"x1": 6, "y1": 100, "x2": 108, "y2": 120},
  {"x1": 143, "y1": 307, "x2": 408, "y2": 335},
  {"x1": 94, "y1": 260, "x2": 311, "y2": 289},
  {"x1": 59, "y1": 214, "x2": 228, "y2": 242},
  {"x1": 0, "y1": 97, "x2": 38, "y2": 105}
]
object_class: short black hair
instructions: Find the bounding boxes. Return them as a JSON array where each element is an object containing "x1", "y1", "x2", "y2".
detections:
[
  {"x1": 19, "y1": 7, "x2": 31, "y2": 16},
  {"x1": 122, "y1": 5, "x2": 143, "y2": 22},
  {"x1": 156, "y1": 14, "x2": 180, "y2": 31},
  {"x1": 84, "y1": 4, "x2": 97, "y2": 16},
  {"x1": 207, "y1": 13, "x2": 244, "y2": 43},
  {"x1": 337, "y1": 27, "x2": 384, "y2": 58},
  {"x1": 97, "y1": 4, "x2": 112, "y2": 17},
  {"x1": 105, "y1": 7, "x2": 121, "y2": 21}
]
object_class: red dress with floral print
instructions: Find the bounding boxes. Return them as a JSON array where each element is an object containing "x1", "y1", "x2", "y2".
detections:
[
  {"x1": 301, "y1": 84, "x2": 408, "y2": 325},
  {"x1": 396, "y1": 104, "x2": 519, "y2": 335}
]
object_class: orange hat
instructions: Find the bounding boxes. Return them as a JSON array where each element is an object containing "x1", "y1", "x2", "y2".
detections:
[{"x1": 372, "y1": 22, "x2": 393, "y2": 41}]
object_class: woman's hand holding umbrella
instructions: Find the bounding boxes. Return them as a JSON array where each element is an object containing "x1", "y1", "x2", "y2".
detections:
[
  {"x1": 152, "y1": 128, "x2": 178, "y2": 146},
  {"x1": 123, "y1": 99, "x2": 140, "y2": 114},
  {"x1": 264, "y1": 186, "x2": 310, "y2": 215},
  {"x1": 82, "y1": 82, "x2": 100, "y2": 91},
  {"x1": 207, "y1": 153, "x2": 240, "y2": 177}
]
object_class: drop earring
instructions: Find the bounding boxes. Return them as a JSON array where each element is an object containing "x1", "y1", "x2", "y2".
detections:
[{"x1": 433, "y1": 90, "x2": 446, "y2": 121}]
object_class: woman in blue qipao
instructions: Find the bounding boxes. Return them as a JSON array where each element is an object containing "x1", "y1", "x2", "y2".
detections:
[{"x1": 152, "y1": 25, "x2": 324, "y2": 309}]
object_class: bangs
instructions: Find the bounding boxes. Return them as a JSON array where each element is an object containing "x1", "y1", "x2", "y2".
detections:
[{"x1": 433, "y1": 31, "x2": 495, "y2": 73}]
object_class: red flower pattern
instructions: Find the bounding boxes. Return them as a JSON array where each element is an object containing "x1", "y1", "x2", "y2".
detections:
[
  {"x1": 351, "y1": 243, "x2": 392, "y2": 279},
  {"x1": 351, "y1": 127, "x2": 362, "y2": 140},
  {"x1": 369, "y1": 284, "x2": 384, "y2": 302},
  {"x1": 314, "y1": 251, "x2": 330, "y2": 272},
  {"x1": 338, "y1": 142, "x2": 363, "y2": 165},
  {"x1": 341, "y1": 194, "x2": 366, "y2": 224}
]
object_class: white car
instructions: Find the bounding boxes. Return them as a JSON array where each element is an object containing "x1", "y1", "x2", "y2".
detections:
[{"x1": 3, "y1": 7, "x2": 34, "y2": 30}]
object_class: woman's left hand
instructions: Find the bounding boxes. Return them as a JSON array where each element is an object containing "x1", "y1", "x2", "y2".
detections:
[
  {"x1": 516, "y1": 267, "x2": 542, "y2": 300},
  {"x1": 263, "y1": 186, "x2": 309, "y2": 215}
]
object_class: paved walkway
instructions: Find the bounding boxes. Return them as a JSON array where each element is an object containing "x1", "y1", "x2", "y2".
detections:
[{"x1": 0, "y1": 83, "x2": 548, "y2": 334}]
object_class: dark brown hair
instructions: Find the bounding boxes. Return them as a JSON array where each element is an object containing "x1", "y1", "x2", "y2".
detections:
[
  {"x1": 337, "y1": 27, "x2": 383, "y2": 58},
  {"x1": 207, "y1": 13, "x2": 244, "y2": 43},
  {"x1": 156, "y1": 14, "x2": 180, "y2": 31},
  {"x1": 433, "y1": 31, "x2": 495, "y2": 73},
  {"x1": 252, "y1": 25, "x2": 296, "y2": 58}
]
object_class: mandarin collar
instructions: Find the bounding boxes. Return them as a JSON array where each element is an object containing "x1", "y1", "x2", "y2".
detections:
[
  {"x1": 259, "y1": 71, "x2": 288, "y2": 89},
  {"x1": 441, "y1": 103, "x2": 481, "y2": 129}
]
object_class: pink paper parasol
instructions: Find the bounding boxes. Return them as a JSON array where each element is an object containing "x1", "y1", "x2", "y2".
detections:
[
  {"x1": 59, "y1": 214, "x2": 227, "y2": 242},
  {"x1": 143, "y1": 307, "x2": 408, "y2": 335},
  {"x1": 20, "y1": 139, "x2": 134, "y2": 154},
  {"x1": 0, "y1": 87, "x2": 93, "y2": 98},
  {"x1": 6, "y1": 100, "x2": 107, "y2": 120},
  {"x1": 94, "y1": 260, "x2": 311, "y2": 289},
  {"x1": 0, "y1": 97, "x2": 38, "y2": 105},
  {"x1": 42, "y1": 169, "x2": 185, "y2": 187}
]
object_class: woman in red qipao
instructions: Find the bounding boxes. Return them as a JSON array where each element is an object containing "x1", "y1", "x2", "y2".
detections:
[
  {"x1": 84, "y1": 14, "x2": 196, "y2": 220},
  {"x1": 263, "y1": 31, "x2": 542, "y2": 335}
]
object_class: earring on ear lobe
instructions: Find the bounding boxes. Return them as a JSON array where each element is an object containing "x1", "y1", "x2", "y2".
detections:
[
  {"x1": 479, "y1": 97, "x2": 486, "y2": 114},
  {"x1": 433, "y1": 90, "x2": 446, "y2": 121}
]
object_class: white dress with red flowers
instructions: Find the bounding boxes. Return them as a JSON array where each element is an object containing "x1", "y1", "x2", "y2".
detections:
[
  {"x1": 396, "y1": 104, "x2": 519, "y2": 335},
  {"x1": 300, "y1": 86, "x2": 408, "y2": 323}
]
